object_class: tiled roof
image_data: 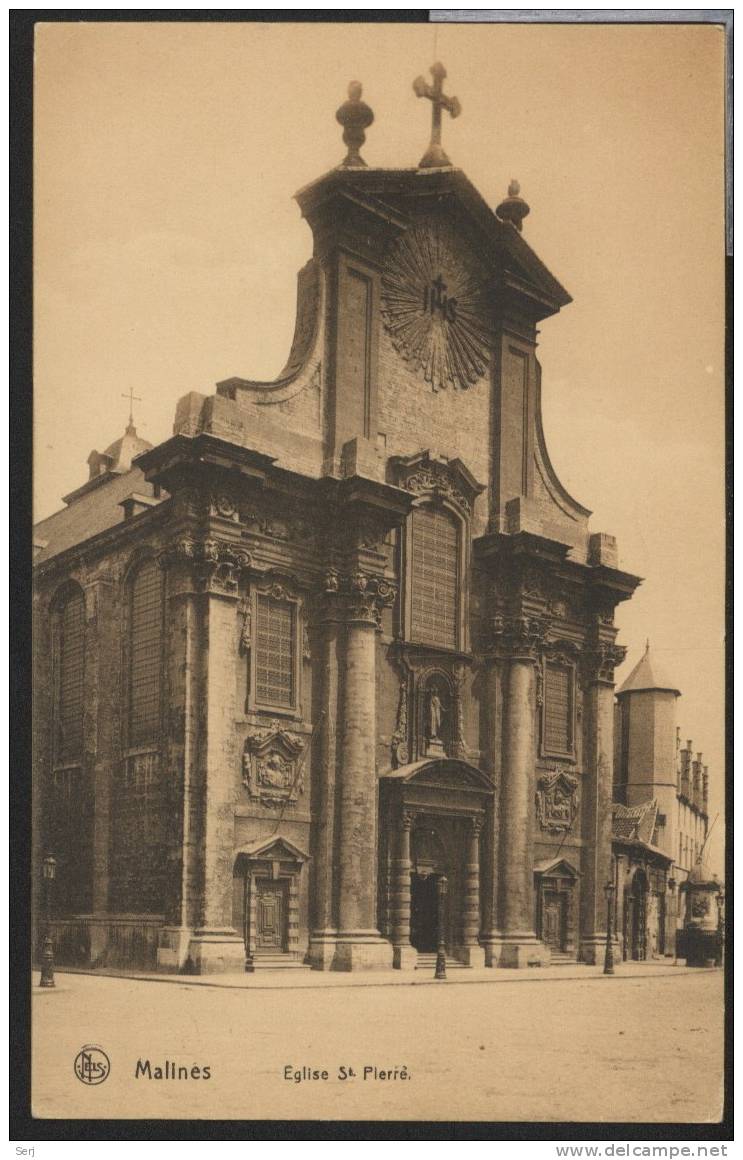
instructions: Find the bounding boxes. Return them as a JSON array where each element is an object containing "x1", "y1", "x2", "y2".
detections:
[
  {"x1": 612, "y1": 800, "x2": 658, "y2": 845},
  {"x1": 33, "y1": 467, "x2": 156, "y2": 565}
]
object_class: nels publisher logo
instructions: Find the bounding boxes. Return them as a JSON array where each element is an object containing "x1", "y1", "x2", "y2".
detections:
[{"x1": 74, "y1": 1045, "x2": 110, "y2": 1086}]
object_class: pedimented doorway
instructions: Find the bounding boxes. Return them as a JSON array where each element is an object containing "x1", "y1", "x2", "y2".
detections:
[
  {"x1": 234, "y1": 835, "x2": 309, "y2": 965},
  {"x1": 379, "y1": 758, "x2": 494, "y2": 969}
]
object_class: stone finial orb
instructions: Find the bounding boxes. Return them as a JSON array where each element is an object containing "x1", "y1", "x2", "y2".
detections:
[
  {"x1": 335, "y1": 81, "x2": 374, "y2": 168},
  {"x1": 496, "y1": 178, "x2": 531, "y2": 232}
]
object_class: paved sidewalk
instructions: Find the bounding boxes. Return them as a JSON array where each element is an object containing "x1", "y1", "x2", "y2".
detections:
[
  {"x1": 32, "y1": 965, "x2": 724, "y2": 1121},
  {"x1": 49, "y1": 958, "x2": 714, "y2": 991}
]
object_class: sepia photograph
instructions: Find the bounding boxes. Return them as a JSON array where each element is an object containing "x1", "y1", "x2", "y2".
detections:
[{"x1": 24, "y1": 14, "x2": 728, "y2": 1131}]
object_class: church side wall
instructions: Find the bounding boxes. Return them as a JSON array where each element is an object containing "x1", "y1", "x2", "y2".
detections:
[{"x1": 33, "y1": 524, "x2": 175, "y2": 970}]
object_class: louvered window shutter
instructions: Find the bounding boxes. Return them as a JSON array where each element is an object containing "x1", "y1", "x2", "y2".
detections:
[
  {"x1": 410, "y1": 506, "x2": 458, "y2": 650},
  {"x1": 544, "y1": 662, "x2": 573, "y2": 754},
  {"x1": 129, "y1": 560, "x2": 163, "y2": 747},
  {"x1": 255, "y1": 594, "x2": 295, "y2": 708}
]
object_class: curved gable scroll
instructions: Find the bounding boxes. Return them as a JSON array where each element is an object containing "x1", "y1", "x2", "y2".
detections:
[{"x1": 216, "y1": 259, "x2": 322, "y2": 408}]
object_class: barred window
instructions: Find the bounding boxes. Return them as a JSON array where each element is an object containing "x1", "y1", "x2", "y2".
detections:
[
  {"x1": 543, "y1": 662, "x2": 574, "y2": 755},
  {"x1": 56, "y1": 588, "x2": 85, "y2": 763},
  {"x1": 128, "y1": 559, "x2": 163, "y2": 747},
  {"x1": 410, "y1": 506, "x2": 459, "y2": 650},
  {"x1": 255, "y1": 594, "x2": 295, "y2": 708}
]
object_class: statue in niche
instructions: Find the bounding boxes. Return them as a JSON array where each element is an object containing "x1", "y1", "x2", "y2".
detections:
[
  {"x1": 424, "y1": 680, "x2": 448, "y2": 756},
  {"x1": 428, "y1": 685, "x2": 445, "y2": 740}
]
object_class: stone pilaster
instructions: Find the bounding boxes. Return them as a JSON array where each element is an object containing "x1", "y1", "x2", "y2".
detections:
[
  {"x1": 308, "y1": 589, "x2": 343, "y2": 970},
  {"x1": 287, "y1": 876, "x2": 300, "y2": 958},
  {"x1": 579, "y1": 637, "x2": 625, "y2": 964},
  {"x1": 480, "y1": 662, "x2": 502, "y2": 963},
  {"x1": 391, "y1": 809, "x2": 417, "y2": 970},
  {"x1": 88, "y1": 577, "x2": 117, "y2": 966},
  {"x1": 155, "y1": 545, "x2": 203, "y2": 972},
  {"x1": 489, "y1": 614, "x2": 550, "y2": 967},
  {"x1": 333, "y1": 573, "x2": 396, "y2": 971},
  {"x1": 161, "y1": 538, "x2": 251, "y2": 974},
  {"x1": 457, "y1": 816, "x2": 485, "y2": 967}
]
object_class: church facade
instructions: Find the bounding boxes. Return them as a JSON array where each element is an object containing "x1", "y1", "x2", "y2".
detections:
[{"x1": 33, "y1": 72, "x2": 641, "y2": 973}]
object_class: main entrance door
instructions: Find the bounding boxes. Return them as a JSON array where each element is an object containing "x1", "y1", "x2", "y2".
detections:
[
  {"x1": 255, "y1": 879, "x2": 287, "y2": 951},
  {"x1": 410, "y1": 874, "x2": 440, "y2": 952}
]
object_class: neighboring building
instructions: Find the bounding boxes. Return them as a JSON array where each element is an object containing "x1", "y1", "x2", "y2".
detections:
[
  {"x1": 612, "y1": 644, "x2": 711, "y2": 960},
  {"x1": 32, "y1": 72, "x2": 641, "y2": 974}
]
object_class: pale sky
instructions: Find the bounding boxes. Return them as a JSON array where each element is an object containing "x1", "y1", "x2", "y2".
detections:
[{"x1": 33, "y1": 21, "x2": 726, "y2": 872}]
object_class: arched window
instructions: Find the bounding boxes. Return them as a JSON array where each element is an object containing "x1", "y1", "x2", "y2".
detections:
[
  {"x1": 409, "y1": 504, "x2": 460, "y2": 650},
  {"x1": 112, "y1": 557, "x2": 166, "y2": 914},
  {"x1": 55, "y1": 586, "x2": 85, "y2": 764},
  {"x1": 127, "y1": 558, "x2": 163, "y2": 747},
  {"x1": 50, "y1": 583, "x2": 92, "y2": 915}
]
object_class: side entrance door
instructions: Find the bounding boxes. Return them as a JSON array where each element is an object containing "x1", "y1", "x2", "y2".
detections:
[
  {"x1": 255, "y1": 879, "x2": 287, "y2": 952},
  {"x1": 541, "y1": 890, "x2": 567, "y2": 953}
]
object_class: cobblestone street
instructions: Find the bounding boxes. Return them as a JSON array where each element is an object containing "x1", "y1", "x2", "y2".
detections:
[{"x1": 32, "y1": 967, "x2": 723, "y2": 1124}]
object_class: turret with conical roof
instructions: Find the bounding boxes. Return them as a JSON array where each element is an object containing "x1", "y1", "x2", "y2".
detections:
[
  {"x1": 616, "y1": 640, "x2": 681, "y2": 698},
  {"x1": 614, "y1": 643, "x2": 680, "y2": 859}
]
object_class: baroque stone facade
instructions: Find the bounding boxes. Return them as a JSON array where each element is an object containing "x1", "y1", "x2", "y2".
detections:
[{"x1": 33, "y1": 89, "x2": 641, "y2": 973}]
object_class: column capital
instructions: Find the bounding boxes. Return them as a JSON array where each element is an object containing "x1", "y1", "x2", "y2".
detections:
[
  {"x1": 488, "y1": 613, "x2": 550, "y2": 662},
  {"x1": 469, "y1": 814, "x2": 484, "y2": 837},
  {"x1": 158, "y1": 536, "x2": 252, "y2": 599},
  {"x1": 582, "y1": 640, "x2": 627, "y2": 686},
  {"x1": 317, "y1": 569, "x2": 397, "y2": 629},
  {"x1": 401, "y1": 808, "x2": 416, "y2": 831}
]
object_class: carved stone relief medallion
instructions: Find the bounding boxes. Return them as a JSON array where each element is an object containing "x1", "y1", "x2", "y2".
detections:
[
  {"x1": 381, "y1": 219, "x2": 491, "y2": 393},
  {"x1": 242, "y1": 723, "x2": 306, "y2": 808},
  {"x1": 535, "y1": 768, "x2": 580, "y2": 834}
]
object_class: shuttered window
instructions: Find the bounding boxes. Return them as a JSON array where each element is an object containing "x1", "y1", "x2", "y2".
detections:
[
  {"x1": 255, "y1": 594, "x2": 295, "y2": 708},
  {"x1": 56, "y1": 589, "x2": 85, "y2": 763},
  {"x1": 128, "y1": 560, "x2": 163, "y2": 747},
  {"x1": 410, "y1": 506, "x2": 458, "y2": 650},
  {"x1": 543, "y1": 662, "x2": 573, "y2": 754}
]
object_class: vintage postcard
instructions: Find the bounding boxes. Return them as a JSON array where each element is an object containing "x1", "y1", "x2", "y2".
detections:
[{"x1": 28, "y1": 16, "x2": 727, "y2": 1127}]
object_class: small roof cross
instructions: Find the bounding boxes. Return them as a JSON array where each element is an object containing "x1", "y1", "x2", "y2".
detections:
[
  {"x1": 413, "y1": 61, "x2": 461, "y2": 169},
  {"x1": 121, "y1": 387, "x2": 142, "y2": 432}
]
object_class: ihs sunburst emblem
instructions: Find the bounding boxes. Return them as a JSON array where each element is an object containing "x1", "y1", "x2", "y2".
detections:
[{"x1": 381, "y1": 221, "x2": 491, "y2": 393}]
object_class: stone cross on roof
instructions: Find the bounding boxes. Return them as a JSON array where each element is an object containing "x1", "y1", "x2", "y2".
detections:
[
  {"x1": 413, "y1": 61, "x2": 461, "y2": 169},
  {"x1": 121, "y1": 386, "x2": 142, "y2": 433}
]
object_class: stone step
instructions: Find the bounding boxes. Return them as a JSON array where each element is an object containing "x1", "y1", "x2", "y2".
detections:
[
  {"x1": 251, "y1": 955, "x2": 310, "y2": 971},
  {"x1": 415, "y1": 953, "x2": 469, "y2": 970}
]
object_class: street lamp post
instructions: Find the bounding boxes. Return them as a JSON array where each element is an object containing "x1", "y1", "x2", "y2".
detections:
[
  {"x1": 434, "y1": 874, "x2": 448, "y2": 980},
  {"x1": 603, "y1": 880, "x2": 615, "y2": 976},
  {"x1": 39, "y1": 855, "x2": 57, "y2": 988},
  {"x1": 668, "y1": 876, "x2": 677, "y2": 966}
]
